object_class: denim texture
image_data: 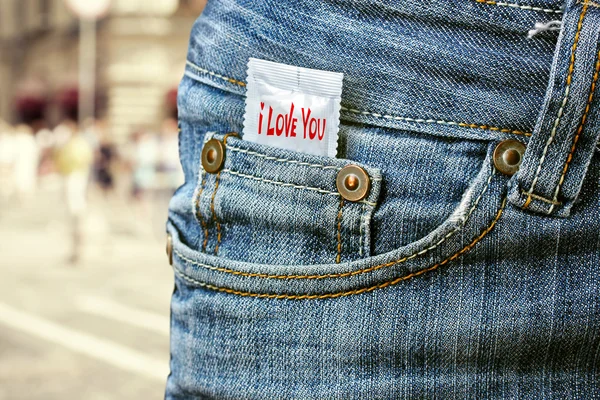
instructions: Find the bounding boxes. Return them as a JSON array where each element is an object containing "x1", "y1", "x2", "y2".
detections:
[{"x1": 166, "y1": 0, "x2": 600, "y2": 398}]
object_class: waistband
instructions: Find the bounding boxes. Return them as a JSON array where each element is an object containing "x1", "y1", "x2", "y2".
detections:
[
  {"x1": 182, "y1": 0, "x2": 600, "y2": 217},
  {"x1": 184, "y1": 0, "x2": 564, "y2": 141}
]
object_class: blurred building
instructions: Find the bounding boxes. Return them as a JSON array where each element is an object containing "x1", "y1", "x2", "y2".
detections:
[{"x1": 0, "y1": 0, "x2": 206, "y2": 140}]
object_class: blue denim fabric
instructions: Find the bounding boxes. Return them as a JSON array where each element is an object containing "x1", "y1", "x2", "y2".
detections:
[{"x1": 166, "y1": 0, "x2": 600, "y2": 398}]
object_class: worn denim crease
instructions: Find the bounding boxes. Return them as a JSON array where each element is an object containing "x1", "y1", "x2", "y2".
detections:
[{"x1": 171, "y1": 196, "x2": 507, "y2": 299}]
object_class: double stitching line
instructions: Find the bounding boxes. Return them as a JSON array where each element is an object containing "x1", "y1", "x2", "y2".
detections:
[
  {"x1": 208, "y1": 133, "x2": 239, "y2": 255},
  {"x1": 226, "y1": 143, "x2": 342, "y2": 170},
  {"x1": 340, "y1": 107, "x2": 532, "y2": 137},
  {"x1": 186, "y1": 61, "x2": 246, "y2": 86},
  {"x1": 173, "y1": 167, "x2": 496, "y2": 280},
  {"x1": 336, "y1": 198, "x2": 344, "y2": 264},
  {"x1": 195, "y1": 174, "x2": 209, "y2": 252},
  {"x1": 524, "y1": 3, "x2": 589, "y2": 210},
  {"x1": 173, "y1": 196, "x2": 507, "y2": 300},
  {"x1": 185, "y1": 60, "x2": 532, "y2": 138},
  {"x1": 210, "y1": 171, "x2": 222, "y2": 255},
  {"x1": 548, "y1": 48, "x2": 600, "y2": 213},
  {"x1": 473, "y1": 0, "x2": 563, "y2": 14},
  {"x1": 221, "y1": 168, "x2": 378, "y2": 207}
]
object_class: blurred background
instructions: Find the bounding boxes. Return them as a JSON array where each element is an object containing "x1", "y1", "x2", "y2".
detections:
[{"x1": 0, "y1": 0, "x2": 207, "y2": 398}]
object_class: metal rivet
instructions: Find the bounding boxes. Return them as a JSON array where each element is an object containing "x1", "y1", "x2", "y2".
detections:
[
  {"x1": 336, "y1": 165, "x2": 370, "y2": 202},
  {"x1": 166, "y1": 233, "x2": 173, "y2": 266},
  {"x1": 202, "y1": 139, "x2": 225, "y2": 173},
  {"x1": 493, "y1": 139, "x2": 526, "y2": 176}
]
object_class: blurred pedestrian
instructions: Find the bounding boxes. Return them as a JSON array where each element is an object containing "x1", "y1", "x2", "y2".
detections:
[
  {"x1": 158, "y1": 118, "x2": 183, "y2": 194},
  {"x1": 0, "y1": 121, "x2": 16, "y2": 201},
  {"x1": 12, "y1": 124, "x2": 39, "y2": 199},
  {"x1": 54, "y1": 119, "x2": 93, "y2": 264},
  {"x1": 93, "y1": 120, "x2": 117, "y2": 197},
  {"x1": 130, "y1": 129, "x2": 159, "y2": 201}
]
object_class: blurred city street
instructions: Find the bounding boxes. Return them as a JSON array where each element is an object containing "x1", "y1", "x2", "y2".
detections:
[
  {"x1": 0, "y1": 1, "x2": 207, "y2": 398},
  {"x1": 0, "y1": 177, "x2": 174, "y2": 399}
]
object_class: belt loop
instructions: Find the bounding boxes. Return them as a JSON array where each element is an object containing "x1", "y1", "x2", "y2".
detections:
[{"x1": 508, "y1": 0, "x2": 600, "y2": 217}]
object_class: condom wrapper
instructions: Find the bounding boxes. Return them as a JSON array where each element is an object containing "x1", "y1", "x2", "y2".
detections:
[{"x1": 243, "y1": 58, "x2": 343, "y2": 158}]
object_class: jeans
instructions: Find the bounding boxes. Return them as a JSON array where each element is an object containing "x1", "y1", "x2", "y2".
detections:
[{"x1": 166, "y1": 0, "x2": 600, "y2": 398}]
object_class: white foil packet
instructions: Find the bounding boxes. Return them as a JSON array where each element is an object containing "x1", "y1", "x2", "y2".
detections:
[{"x1": 243, "y1": 58, "x2": 344, "y2": 158}]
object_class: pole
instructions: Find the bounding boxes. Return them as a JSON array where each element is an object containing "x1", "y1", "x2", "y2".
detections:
[{"x1": 78, "y1": 17, "x2": 96, "y2": 129}]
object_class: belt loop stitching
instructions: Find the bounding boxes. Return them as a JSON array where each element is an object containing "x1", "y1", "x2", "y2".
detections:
[
  {"x1": 523, "y1": 3, "x2": 589, "y2": 209},
  {"x1": 548, "y1": 48, "x2": 600, "y2": 212}
]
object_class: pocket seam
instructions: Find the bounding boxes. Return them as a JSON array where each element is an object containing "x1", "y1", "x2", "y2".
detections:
[
  {"x1": 221, "y1": 168, "x2": 379, "y2": 207},
  {"x1": 175, "y1": 167, "x2": 496, "y2": 280},
  {"x1": 172, "y1": 196, "x2": 506, "y2": 299},
  {"x1": 226, "y1": 143, "x2": 344, "y2": 171}
]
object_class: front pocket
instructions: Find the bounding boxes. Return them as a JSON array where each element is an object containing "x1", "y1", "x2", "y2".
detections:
[
  {"x1": 169, "y1": 139, "x2": 509, "y2": 299},
  {"x1": 193, "y1": 133, "x2": 382, "y2": 265}
]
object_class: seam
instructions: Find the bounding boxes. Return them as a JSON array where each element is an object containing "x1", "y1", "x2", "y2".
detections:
[
  {"x1": 195, "y1": 173, "x2": 209, "y2": 252},
  {"x1": 186, "y1": 61, "x2": 246, "y2": 87},
  {"x1": 336, "y1": 198, "x2": 344, "y2": 264},
  {"x1": 210, "y1": 132, "x2": 238, "y2": 255},
  {"x1": 221, "y1": 168, "x2": 378, "y2": 207},
  {"x1": 359, "y1": 202, "x2": 366, "y2": 257},
  {"x1": 579, "y1": 0, "x2": 600, "y2": 9},
  {"x1": 340, "y1": 107, "x2": 532, "y2": 137},
  {"x1": 548, "y1": 48, "x2": 600, "y2": 213},
  {"x1": 520, "y1": 189, "x2": 563, "y2": 205},
  {"x1": 211, "y1": 171, "x2": 222, "y2": 255},
  {"x1": 474, "y1": 0, "x2": 563, "y2": 13},
  {"x1": 226, "y1": 143, "x2": 342, "y2": 171},
  {"x1": 524, "y1": 3, "x2": 589, "y2": 208},
  {"x1": 185, "y1": 59, "x2": 532, "y2": 138},
  {"x1": 173, "y1": 196, "x2": 506, "y2": 299},
  {"x1": 172, "y1": 167, "x2": 495, "y2": 280}
]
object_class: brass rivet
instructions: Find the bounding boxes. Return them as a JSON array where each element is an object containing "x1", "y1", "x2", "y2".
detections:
[
  {"x1": 493, "y1": 139, "x2": 526, "y2": 176},
  {"x1": 344, "y1": 174, "x2": 359, "y2": 191},
  {"x1": 206, "y1": 148, "x2": 217, "y2": 164},
  {"x1": 201, "y1": 139, "x2": 225, "y2": 173},
  {"x1": 166, "y1": 233, "x2": 173, "y2": 266},
  {"x1": 336, "y1": 165, "x2": 370, "y2": 202}
]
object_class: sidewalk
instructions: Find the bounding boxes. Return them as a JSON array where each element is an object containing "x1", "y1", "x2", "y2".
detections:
[{"x1": 0, "y1": 177, "x2": 174, "y2": 400}]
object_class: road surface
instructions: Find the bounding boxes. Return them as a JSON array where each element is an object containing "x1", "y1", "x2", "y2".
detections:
[{"x1": 0, "y1": 177, "x2": 174, "y2": 399}]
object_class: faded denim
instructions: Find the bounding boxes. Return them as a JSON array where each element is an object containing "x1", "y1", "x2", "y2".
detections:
[{"x1": 166, "y1": 0, "x2": 600, "y2": 398}]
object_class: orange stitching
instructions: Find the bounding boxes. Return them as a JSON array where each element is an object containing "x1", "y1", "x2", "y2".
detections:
[
  {"x1": 186, "y1": 61, "x2": 247, "y2": 87},
  {"x1": 223, "y1": 132, "x2": 239, "y2": 144},
  {"x1": 186, "y1": 60, "x2": 533, "y2": 139},
  {"x1": 336, "y1": 198, "x2": 344, "y2": 264},
  {"x1": 550, "y1": 48, "x2": 600, "y2": 211},
  {"x1": 456, "y1": 123, "x2": 530, "y2": 137},
  {"x1": 174, "y1": 197, "x2": 507, "y2": 299},
  {"x1": 520, "y1": 189, "x2": 562, "y2": 205},
  {"x1": 211, "y1": 171, "x2": 222, "y2": 255},
  {"x1": 174, "y1": 167, "x2": 496, "y2": 280},
  {"x1": 205, "y1": 133, "x2": 237, "y2": 255},
  {"x1": 524, "y1": 3, "x2": 589, "y2": 208},
  {"x1": 342, "y1": 107, "x2": 532, "y2": 137},
  {"x1": 195, "y1": 174, "x2": 209, "y2": 252},
  {"x1": 579, "y1": 0, "x2": 600, "y2": 9}
]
